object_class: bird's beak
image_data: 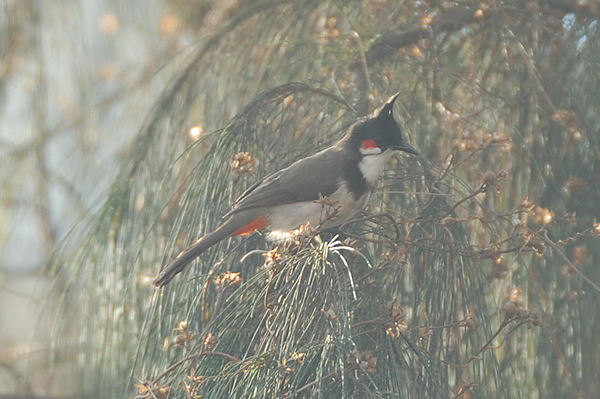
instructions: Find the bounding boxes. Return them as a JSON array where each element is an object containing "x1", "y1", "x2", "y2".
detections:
[{"x1": 394, "y1": 141, "x2": 419, "y2": 156}]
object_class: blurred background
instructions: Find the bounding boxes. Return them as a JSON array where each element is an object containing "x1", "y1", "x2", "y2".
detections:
[
  {"x1": 0, "y1": 0, "x2": 185, "y2": 394},
  {"x1": 1, "y1": 0, "x2": 599, "y2": 398}
]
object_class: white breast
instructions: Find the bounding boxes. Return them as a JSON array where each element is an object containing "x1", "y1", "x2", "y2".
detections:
[
  {"x1": 267, "y1": 182, "x2": 372, "y2": 239},
  {"x1": 358, "y1": 150, "x2": 394, "y2": 187}
]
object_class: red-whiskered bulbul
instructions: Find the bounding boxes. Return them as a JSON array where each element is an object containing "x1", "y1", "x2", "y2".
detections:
[{"x1": 153, "y1": 93, "x2": 418, "y2": 287}]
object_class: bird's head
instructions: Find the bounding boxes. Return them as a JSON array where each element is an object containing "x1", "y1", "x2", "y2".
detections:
[{"x1": 343, "y1": 93, "x2": 419, "y2": 158}]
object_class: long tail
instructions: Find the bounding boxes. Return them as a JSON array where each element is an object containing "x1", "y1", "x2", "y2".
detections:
[{"x1": 152, "y1": 213, "x2": 267, "y2": 287}]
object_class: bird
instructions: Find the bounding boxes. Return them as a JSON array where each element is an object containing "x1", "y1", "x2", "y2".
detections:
[{"x1": 153, "y1": 93, "x2": 418, "y2": 287}]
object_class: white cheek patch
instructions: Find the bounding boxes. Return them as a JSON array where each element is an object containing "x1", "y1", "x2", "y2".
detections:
[
  {"x1": 358, "y1": 150, "x2": 394, "y2": 186},
  {"x1": 359, "y1": 146, "x2": 382, "y2": 155}
]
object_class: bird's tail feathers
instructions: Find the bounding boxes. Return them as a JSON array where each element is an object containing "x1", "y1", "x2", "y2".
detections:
[{"x1": 152, "y1": 212, "x2": 264, "y2": 287}]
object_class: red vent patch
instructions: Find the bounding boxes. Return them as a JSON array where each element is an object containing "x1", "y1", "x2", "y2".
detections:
[{"x1": 231, "y1": 215, "x2": 268, "y2": 236}]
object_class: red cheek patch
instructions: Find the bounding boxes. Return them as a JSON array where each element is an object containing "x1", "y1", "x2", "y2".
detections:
[
  {"x1": 362, "y1": 139, "x2": 377, "y2": 149},
  {"x1": 231, "y1": 215, "x2": 268, "y2": 236}
]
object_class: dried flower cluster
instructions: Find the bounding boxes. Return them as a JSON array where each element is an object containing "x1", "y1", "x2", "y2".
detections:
[
  {"x1": 504, "y1": 288, "x2": 542, "y2": 327},
  {"x1": 386, "y1": 302, "x2": 407, "y2": 337},
  {"x1": 347, "y1": 349, "x2": 377, "y2": 375},
  {"x1": 481, "y1": 170, "x2": 507, "y2": 193},
  {"x1": 230, "y1": 151, "x2": 256, "y2": 182},
  {"x1": 460, "y1": 312, "x2": 478, "y2": 330},
  {"x1": 317, "y1": 15, "x2": 341, "y2": 43},
  {"x1": 183, "y1": 371, "x2": 205, "y2": 399},
  {"x1": 279, "y1": 351, "x2": 305, "y2": 374},
  {"x1": 262, "y1": 248, "x2": 282, "y2": 268},
  {"x1": 214, "y1": 271, "x2": 242, "y2": 291},
  {"x1": 288, "y1": 222, "x2": 317, "y2": 249},
  {"x1": 321, "y1": 307, "x2": 338, "y2": 321},
  {"x1": 173, "y1": 320, "x2": 197, "y2": 352},
  {"x1": 134, "y1": 380, "x2": 168, "y2": 399}
]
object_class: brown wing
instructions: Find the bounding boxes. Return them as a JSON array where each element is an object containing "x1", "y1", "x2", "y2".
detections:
[{"x1": 226, "y1": 146, "x2": 344, "y2": 216}]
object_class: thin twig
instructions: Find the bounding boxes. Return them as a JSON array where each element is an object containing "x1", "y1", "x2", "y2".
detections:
[{"x1": 153, "y1": 351, "x2": 240, "y2": 385}]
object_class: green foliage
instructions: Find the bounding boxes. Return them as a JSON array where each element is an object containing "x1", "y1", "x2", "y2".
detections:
[{"x1": 45, "y1": 1, "x2": 600, "y2": 398}]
